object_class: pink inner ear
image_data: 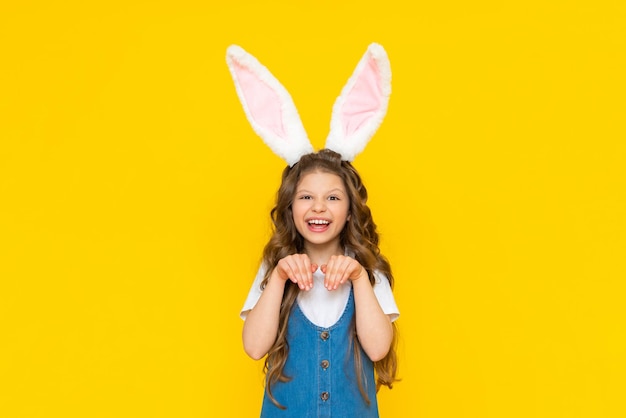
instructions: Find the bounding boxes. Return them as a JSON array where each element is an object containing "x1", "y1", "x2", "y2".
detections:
[
  {"x1": 340, "y1": 56, "x2": 383, "y2": 138},
  {"x1": 233, "y1": 61, "x2": 287, "y2": 140}
]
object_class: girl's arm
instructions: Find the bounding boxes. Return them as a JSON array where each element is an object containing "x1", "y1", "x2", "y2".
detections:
[
  {"x1": 322, "y1": 256, "x2": 393, "y2": 362},
  {"x1": 242, "y1": 271, "x2": 286, "y2": 360},
  {"x1": 242, "y1": 254, "x2": 316, "y2": 360},
  {"x1": 351, "y1": 271, "x2": 394, "y2": 362}
]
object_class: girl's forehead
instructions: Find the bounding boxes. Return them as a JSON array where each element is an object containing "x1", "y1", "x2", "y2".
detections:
[{"x1": 297, "y1": 171, "x2": 346, "y2": 190}]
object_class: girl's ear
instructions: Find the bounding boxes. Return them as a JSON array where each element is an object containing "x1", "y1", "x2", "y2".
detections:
[
  {"x1": 226, "y1": 45, "x2": 314, "y2": 166},
  {"x1": 325, "y1": 43, "x2": 392, "y2": 162}
]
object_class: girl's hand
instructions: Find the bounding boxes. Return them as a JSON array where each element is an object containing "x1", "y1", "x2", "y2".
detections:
[
  {"x1": 321, "y1": 255, "x2": 368, "y2": 291},
  {"x1": 272, "y1": 254, "x2": 318, "y2": 291}
]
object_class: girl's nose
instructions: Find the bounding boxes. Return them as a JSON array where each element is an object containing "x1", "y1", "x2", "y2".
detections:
[{"x1": 312, "y1": 199, "x2": 326, "y2": 212}]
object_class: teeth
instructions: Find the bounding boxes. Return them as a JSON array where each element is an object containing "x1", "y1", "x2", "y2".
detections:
[{"x1": 309, "y1": 219, "x2": 329, "y2": 225}]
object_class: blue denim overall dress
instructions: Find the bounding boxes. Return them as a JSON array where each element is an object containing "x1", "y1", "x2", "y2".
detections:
[{"x1": 260, "y1": 289, "x2": 379, "y2": 417}]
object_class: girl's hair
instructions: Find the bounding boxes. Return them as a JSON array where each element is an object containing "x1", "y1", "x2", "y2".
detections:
[{"x1": 260, "y1": 149, "x2": 399, "y2": 408}]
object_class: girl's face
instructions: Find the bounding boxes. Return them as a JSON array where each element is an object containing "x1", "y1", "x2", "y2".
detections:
[{"x1": 292, "y1": 171, "x2": 350, "y2": 250}]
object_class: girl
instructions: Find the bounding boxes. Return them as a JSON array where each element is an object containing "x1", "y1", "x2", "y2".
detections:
[{"x1": 227, "y1": 44, "x2": 399, "y2": 417}]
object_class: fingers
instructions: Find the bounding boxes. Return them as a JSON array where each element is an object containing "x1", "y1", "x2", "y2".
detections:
[
  {"x1": 275, "y1": 254, "x2": 314, "y2": 291},
  {"x1": 274, "y1": 255, "x2": 365, "y2": 292},
  {"x1": 322, "y1": 255, "x2": 364, "y2": 291}
]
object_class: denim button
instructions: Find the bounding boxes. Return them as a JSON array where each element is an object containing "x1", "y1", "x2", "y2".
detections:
[
  {"x1": 320, "y1": 391, "x2": 330, "y2": 401},
  {"x1": 320, "y1": 331, "x2": 329, "y2": 340},
  {"x1": 321, "y1": 360, "x2": 329, "y2": 369}
]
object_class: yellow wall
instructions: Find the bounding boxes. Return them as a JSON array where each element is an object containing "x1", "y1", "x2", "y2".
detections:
[{"x1": 1, "y1": 1, "x2": 624, "y2": 417}]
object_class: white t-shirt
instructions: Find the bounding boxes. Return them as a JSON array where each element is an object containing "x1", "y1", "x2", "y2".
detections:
[{"x1": 240, "y1": 263, "x2": 400, "y2": 328}]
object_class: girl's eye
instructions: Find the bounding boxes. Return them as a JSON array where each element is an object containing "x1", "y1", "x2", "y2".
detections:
[
  {"x1": 299, "y1": 195, "x2": 312, "y2": 200},
  {"x1": 328, "y1": 196, "x2": 340, "y2": 201}
]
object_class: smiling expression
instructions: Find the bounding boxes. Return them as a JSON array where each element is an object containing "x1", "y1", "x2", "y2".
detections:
[{"x1": 292, "y1": 171, "x2": 350, "y2": 251}]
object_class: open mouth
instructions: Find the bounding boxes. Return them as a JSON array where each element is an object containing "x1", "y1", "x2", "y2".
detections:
[{"x1": 307, "y1": 219, "x2": 331, "y2": 232}]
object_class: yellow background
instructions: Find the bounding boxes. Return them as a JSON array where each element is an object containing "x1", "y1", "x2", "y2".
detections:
[{"x1": 1, "y1": 1, "x2": 625, "y2": 417}]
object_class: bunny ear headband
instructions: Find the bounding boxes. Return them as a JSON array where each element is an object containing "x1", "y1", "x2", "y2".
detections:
[{"x1": 226, "y1": 43, "x2": 391, "y2": 166}]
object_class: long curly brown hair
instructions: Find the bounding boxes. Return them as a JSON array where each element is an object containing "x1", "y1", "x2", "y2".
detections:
[{"x1": 260, "y1": 149, "x2": 399, "y2": 408}]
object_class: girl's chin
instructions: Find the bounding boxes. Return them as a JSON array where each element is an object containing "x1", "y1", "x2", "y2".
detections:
[{"x1": 302, "y1": 234, "x2": 342, "y2": 248}]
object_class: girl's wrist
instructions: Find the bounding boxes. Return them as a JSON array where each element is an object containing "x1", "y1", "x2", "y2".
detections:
[
  {"x1": 352, "y1": 267, "x2": 369, "y2": 283},
  {"x1": 269, "y1": 268, "x2": 288, "y2": 286}
]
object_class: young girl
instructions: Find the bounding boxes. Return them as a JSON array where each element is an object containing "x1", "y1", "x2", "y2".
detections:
[{"x1": 227, "y1": 43, "x2": 399, "y2": 417}]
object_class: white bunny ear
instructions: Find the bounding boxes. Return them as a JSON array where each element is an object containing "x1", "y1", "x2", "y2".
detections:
[
  {"x1": 325, "y1": 43, "x2": 391, "y2": 161},
  {"x1": 226, "y1": 45, "x2": 314, "y2": 166}
]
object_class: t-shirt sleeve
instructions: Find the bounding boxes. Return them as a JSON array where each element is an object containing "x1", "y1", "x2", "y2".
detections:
[
  {"x1": 373, "y1": 271, "x2": 400, "y2": 322},
  {"x1": 240, "y1": 264, "x2": 267, "y2": 321}
]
